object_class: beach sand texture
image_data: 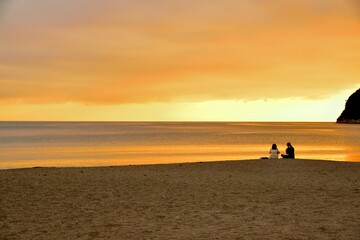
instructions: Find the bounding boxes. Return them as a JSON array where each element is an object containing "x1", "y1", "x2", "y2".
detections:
[{"x1": 1, "y1": 159, "x2": 359, "y2": 239}]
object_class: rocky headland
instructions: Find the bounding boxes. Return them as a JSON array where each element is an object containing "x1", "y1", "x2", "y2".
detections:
[{"x1": 337, "y1": 88, "x2": 360, "y2": 124}]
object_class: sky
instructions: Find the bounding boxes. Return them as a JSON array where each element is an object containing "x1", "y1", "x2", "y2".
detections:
[{"x1": 0, "y1": 0, "x2": 359, "y2": 121}]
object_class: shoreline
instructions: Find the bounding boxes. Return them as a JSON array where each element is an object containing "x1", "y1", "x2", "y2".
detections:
[
  {"x1": 1, "y1": 159, "x2": 359, "y2": 239},
  {"x1": 1, "y1": 158, "x2": 359, "y2": 171}
]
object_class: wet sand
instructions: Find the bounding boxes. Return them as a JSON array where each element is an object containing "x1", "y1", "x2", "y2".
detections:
[{"x1": 1, "y1": 159, "x2": 359, "y2": 239}]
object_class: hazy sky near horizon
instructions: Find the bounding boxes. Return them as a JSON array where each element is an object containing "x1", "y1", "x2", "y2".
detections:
[{"x1": 0, "y1": 0, "x2": 359, "y2": 121}]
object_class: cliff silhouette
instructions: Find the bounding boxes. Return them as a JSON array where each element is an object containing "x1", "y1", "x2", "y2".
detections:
[{"x1": 337, "y1": 88, "x2": 360, "y2": 124}]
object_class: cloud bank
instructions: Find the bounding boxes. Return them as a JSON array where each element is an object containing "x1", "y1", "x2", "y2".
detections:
[{"x1": 0, "y1": 0, "x2": 359, "y2": 104}]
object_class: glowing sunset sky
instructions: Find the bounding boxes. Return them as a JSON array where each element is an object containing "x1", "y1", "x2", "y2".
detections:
[{"x1": 0, "y1": 0, "x2": 359, "y2": 121}]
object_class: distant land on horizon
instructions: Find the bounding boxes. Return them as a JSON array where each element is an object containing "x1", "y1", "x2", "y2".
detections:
[{"x1": 337, "y1": 89, "x2": 360, "y2": 124}]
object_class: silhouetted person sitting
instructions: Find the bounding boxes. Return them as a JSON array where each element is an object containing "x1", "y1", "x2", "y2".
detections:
[
  {"x1": 269, "y1": 143, "x2": 280, "y2": 159},
  {"x1": 281, "y1": 142, "x2": 295, "y2": 159}
]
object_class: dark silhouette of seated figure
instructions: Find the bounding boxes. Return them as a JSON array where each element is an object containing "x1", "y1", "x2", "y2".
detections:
[{"x1": 281, "y1": 142, "x2": 295, "y2": 159}]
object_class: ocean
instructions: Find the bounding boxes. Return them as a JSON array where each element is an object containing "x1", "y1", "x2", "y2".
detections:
[{"x1": 0, "y1": 122, "x2": 359, "y2": 169}]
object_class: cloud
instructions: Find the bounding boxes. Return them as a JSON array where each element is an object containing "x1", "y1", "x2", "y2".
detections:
[
  {"x1": 0, "y1": 0, "x2": 359, "y2": 105},
  {"x1": 0, "y1": 0, "x2": 9, "y2": 19}
]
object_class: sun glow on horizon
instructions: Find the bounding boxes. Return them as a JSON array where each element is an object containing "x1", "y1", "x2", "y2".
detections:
[{"x1": 0, "y1": 87, "x2": 356, "y2": 122}]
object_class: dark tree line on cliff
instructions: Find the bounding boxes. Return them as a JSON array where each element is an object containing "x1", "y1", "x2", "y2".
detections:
[{"x1": 337, "y1": 88, "x2": 360, "y2": 123}]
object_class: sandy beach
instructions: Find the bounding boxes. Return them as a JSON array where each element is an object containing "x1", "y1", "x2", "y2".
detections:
[{"x1": 1, "y1": 159, "x2": 359, "y2": 240}]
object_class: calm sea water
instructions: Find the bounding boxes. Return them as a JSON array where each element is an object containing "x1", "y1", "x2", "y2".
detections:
[{"x1": 0, "y1": 122, "x2": 359, "y2": 169}]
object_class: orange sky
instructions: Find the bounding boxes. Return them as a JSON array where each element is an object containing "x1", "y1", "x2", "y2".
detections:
[{"x1": 0, "y1": 0, "x2": 359, "y2": 121}]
